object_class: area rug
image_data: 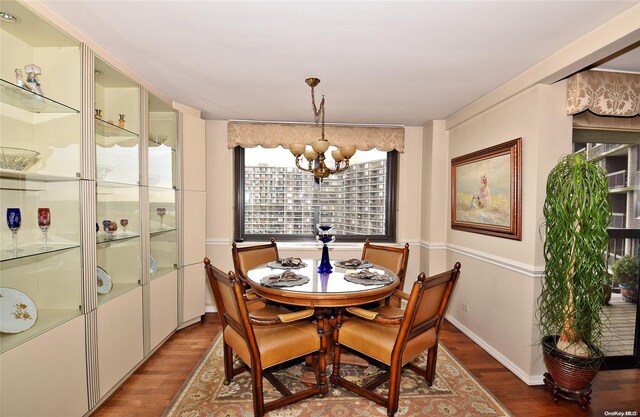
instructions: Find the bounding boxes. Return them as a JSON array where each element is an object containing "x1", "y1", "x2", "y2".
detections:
[{"x1": 164, "y1": 334, "x2": 512, "y2": 417}]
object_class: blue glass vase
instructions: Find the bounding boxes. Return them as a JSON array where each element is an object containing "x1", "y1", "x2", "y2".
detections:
[{"x1": 316, "y1": 224, "x2": 335, "y2": 274}]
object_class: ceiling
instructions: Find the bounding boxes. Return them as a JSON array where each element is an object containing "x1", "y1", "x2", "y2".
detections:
[{"x1": 38, "y1": 1, "x2": 640, "y2": 126}]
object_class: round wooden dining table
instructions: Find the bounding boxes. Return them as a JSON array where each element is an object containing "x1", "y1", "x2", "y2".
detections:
[
  {"x1": 246, "y1": 258, "x2": 399, "y2": 307},
  {"x1": 246, "y1": 258, "x2": 399, "y2": 393}
]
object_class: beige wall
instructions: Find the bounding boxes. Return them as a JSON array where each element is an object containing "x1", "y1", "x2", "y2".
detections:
[{"x1": 440, "y1": 81, "x2": 571, "y2": 384}]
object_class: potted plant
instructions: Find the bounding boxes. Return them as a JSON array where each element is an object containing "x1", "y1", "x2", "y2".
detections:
[
  {"x1": 537, "y1": 153, "x2": 611, "y2": 409},
  {"x1": 612, "y1": 255, "x2": 639, "y2": 303}
]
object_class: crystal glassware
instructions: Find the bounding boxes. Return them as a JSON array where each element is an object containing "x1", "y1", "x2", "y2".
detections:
[
  {"x1": 6, "y1": 208, "x2": 21, "y2": 253},
  {"x1": 37, "y1": 207, "x2": 51, "y2": 250},
  {"x1": 107, "y1": 221, "x2": 118, "y2": 238},
  {"x1": 102, "y1": 219, "x2": 112, "y2": 241},
  {"x1": 120, "y1": 218, "x2": 129, "y2": 236},
  {"x1": 156, "y1": 207, "x2": 167, "y2": 230}
]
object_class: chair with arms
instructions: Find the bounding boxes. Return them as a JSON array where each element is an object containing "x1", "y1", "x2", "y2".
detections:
[
  {"x1": 330, "y1": 262, "x2": 462, "y2": 417},
  {"x1": 362, "y1": 239, "x2": 410, "y2": 307},
  {"x1": 204, "y1": 258, "x2": 325, "y2": 417},
  {"x1": 231, "y1": 238, "x2": 282, "y2": 311}
]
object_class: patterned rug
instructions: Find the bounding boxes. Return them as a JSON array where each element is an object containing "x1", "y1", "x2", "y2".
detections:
[{"x1": 164, "y1": 334, "x2": 512, "y2": 417}]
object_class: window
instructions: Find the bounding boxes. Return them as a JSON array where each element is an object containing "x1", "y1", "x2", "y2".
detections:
[{"x1": 234, "y1": 146, "x2": 397, "y2": 242}]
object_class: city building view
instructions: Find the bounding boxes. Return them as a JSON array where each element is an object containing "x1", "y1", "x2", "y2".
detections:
[{"x1": 244, "y1": 159, "x2": 387, "y2": 235}]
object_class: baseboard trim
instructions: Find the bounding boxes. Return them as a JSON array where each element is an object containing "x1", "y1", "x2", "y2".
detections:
[
  {"x1": 205, "y1": 304, "x2": 217, "y2": 313},
  {"x1": 446, "y1": 315, "x2": 544, "y2": 386}
]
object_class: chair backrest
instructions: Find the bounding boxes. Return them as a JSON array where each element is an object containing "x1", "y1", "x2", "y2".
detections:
[
  {"x1": 392, "y1": 262, "x2": 461, "y2": 361},
  {"x1": 232, "y1": 238, "x2": 279, "y2": 283},
  {"x1": 362, "y1": 239, "x2": 410, "y2": 290},
  {"x1": 204, "y1": 258, "x2": 246, "y2": 331}
]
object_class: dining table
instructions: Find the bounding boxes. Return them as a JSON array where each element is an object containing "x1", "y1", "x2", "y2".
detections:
[{"x1": 246, "y1": 258, "x2": 400, "y2": 394}]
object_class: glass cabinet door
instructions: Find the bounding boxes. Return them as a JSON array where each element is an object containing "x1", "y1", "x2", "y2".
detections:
[
  {"x1": 94, "y1": 57, "x2": 141, "y2": 304},
  {"x1": 0, "y1": 1, "x2": 82, "y2": 353},
  {"x1": 94, "y1": 57, "x2": 139, "y2": 185},
  {"x1": 148, "y1": 93, "x2": 177, "y2": 280}
]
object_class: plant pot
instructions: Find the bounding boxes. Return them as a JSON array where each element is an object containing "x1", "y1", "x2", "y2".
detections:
[
  {"x1": 620, "y1": 286, "x2": 638, "y2": 304},
  {"x1": 542, "y1": 335, "x2": 602, "y2": 392},
  {"x1": 603, "y1": 283, "x2": 611, "y2": 305}
]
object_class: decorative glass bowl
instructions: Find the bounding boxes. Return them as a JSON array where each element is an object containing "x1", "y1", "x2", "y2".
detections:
[{"x1": 0, "y1": 147, "x2": 40, "y2": 171}]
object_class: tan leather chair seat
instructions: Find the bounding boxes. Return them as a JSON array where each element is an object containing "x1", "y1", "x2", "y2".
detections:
[
  {"x1": 225, "y1": 321, "x2": 320, "y2": 369},
  {"x1": 338, "y1": 319, "x2": 435, "y2": 366}
]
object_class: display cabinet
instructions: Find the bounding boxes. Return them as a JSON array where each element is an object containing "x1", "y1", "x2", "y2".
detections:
[
  {"x1": 146, "y1": 93, "x2": 178, "y2": 350},
  {"x1": 1, "y1": 2, "x2": 205, "y2": 415},
  {"x1": 0, "y1": 2, "x2": 87, "y2": 416},
  {"x1": 93, "y1": 55, "x2": 144, "y2": 397}
]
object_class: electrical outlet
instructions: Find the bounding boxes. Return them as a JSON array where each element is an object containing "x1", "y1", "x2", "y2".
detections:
[{"x1": 461, "y1": 303, "x2": 469, "y2": 312}]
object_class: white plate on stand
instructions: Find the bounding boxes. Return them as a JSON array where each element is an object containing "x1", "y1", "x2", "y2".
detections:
[
  {"x1": 0, "y1": 287, "x2": 38, "y2": 333},
  {"x1": 97, "y1": 266, "x2": 113, "y2": 294}
]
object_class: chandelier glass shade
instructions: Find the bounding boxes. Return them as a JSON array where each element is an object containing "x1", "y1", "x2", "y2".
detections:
[{"x1": 289, "y1": 78, "x2": 356, "y2": 180}]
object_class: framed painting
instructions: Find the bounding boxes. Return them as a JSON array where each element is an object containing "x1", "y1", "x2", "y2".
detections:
[{"x1": 451, "y1": 138, "x2": 522, "y2": 240}]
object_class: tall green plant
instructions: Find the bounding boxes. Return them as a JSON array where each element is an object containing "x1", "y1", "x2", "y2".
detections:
[{"x1": 538, "y1": 153, "x2": 611, "y2": 356}]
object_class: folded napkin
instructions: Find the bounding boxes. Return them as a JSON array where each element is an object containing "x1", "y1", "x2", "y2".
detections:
[
  {"x1": 341, "y1": 258, "x2": 365, "y2": 267},
  {"x1": 266, "y1": 270, "x2": 300, "y2": 282},
  {"x1": 280, "y1": 257, "x2": 303, "y2": 267},
  {"x1": 348, "y1": 269, "x2": 391, "y2": 281}
]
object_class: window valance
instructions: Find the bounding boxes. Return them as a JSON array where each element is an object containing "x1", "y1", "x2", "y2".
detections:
[
  {"x1": 227, "y1": 121, "x2": 405, "y2": 153},
  {"x1": 567, "y1": 70, "x2": 640, "y2": 117}
]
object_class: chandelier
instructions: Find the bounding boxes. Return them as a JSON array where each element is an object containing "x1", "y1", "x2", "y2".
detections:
[{"x1": 289, "y1": 78, "x2": 356, "y2": 180}]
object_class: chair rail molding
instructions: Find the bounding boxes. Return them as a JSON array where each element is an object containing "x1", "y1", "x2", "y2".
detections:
[{"x1": 446, "y1": 243, "x2": 544, "y2": 278}]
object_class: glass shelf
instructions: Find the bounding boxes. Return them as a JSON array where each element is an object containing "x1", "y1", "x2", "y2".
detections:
[
  {"x1": 0, "y1": 308, "x2": 82, "y2": 354},
  {"x1": 150, "y1": 266, "x2": 176, "y2": 280},
  {"x1": 0, "y1": 79, "x2": 79, "y2": 114},
  {"x1": 96, "y1": 233, "x2": 140, "y2": 245},
  {"x1": 95, "y1": 118, "x2": 139, "y2": 138},
  {"x1": 97, "y1": 282, "x2": 140, "y2": 306},
  {"x1": 0, "y1": 243, "x2": 80, "y2": 263},
  {"x1": 150, "y1": 227, "x2": 177, "y2": 236},
  {"x1": 0, "y1": 169, "x2": 80, "y2": 184}
]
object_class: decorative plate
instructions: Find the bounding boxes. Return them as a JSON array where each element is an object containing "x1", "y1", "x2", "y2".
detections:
[
  {"x1": 260, "y1": 271, "x2": 310, "y2": 288},
  {"x1": 150, "y1": 256, "x2": 157, "y2": 275},
  {"x1": 266, "y1": 258, "x2": 307, "y2": 270},
  {"x1": 334, "y1": 259, "x2": 373, "y2": 269},
  {"x1": 97, "y1": 266, "x2": 113, "y2": 295},
  {"x1": 0, "y1": 287, "x2": 38, "y2": 333}
]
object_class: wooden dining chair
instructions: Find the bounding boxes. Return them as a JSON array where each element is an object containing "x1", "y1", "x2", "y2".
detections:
[
  {"x1": 330, "y1": 262, "x2": 462, "y2": 417},
  {"x1": 204, "y1": 258, "x2": 324, "y2": 417},
  {"x1": 362, "y1": 239, "x2": 410, "y2": 307},
  {"x1": 231, "y1": 238, "x2": 281, "y2": 311}
]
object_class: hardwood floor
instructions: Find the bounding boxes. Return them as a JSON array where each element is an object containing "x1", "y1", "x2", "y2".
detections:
[{"x1": 94, "y1": 314, "x2": 640, "y2": 416}]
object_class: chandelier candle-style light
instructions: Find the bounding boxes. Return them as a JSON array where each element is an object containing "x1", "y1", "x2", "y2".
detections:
[{"x1": 289, "y1": 78, "x2": 357, "y2": 180}]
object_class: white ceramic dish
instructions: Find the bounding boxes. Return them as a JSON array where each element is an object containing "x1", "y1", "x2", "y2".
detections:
[
  {"x1": 97, "y1": 266, "x2": 113, "y2": 295},
  {"x1": 0, "y1": 287, "x2": 38, "y2": 333}
]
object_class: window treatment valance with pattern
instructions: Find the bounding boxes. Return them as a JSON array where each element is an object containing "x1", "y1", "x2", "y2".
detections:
[
  {"x1": 227, "y1": 121, "x2": 405, "y2": 153},
  {"x1": 567, "y1": 70, "x2": 640, "y2": 117}
]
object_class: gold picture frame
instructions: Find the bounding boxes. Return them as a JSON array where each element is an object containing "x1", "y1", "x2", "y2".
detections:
[{"x1": 451, "y1": 138, "x2": 522, "y2": 240}]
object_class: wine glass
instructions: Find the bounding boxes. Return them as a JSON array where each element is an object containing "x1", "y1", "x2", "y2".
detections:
[
  {"x1": 156, "y1": 207, "x2": 167, "y2": 230},
  {"x1": 6, "y1": 208, "x2": 21, "y2": 253},
  {"x1": 120, "y1": 218, "x2": 129, "y2": 236},
  {"x1": 37, "y1": 208, "x2": 51, "y2": 250},
  {"x1": 102, "y1": 220, "x2": 113, "y2": 241}
]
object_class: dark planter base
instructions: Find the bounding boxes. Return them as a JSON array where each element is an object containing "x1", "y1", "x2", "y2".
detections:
[
  {"x1": 542, "y1": 335, "x2": 602, "y2": 410},
  {"x1": 543, "y1": 372, "x2": 592, "y2": 410}
]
